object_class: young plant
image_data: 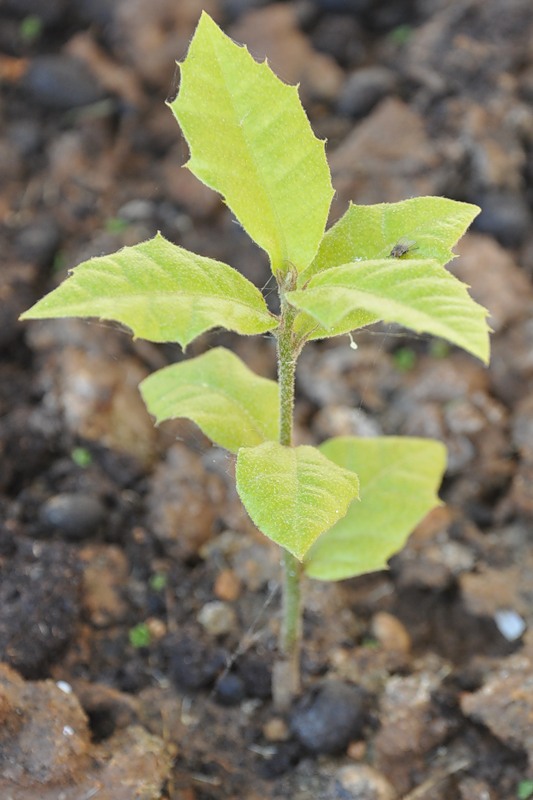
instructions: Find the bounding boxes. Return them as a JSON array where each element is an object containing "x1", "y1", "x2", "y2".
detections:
[{"x1": 21, "y1": 13, "x2": 490, "y2": 707}]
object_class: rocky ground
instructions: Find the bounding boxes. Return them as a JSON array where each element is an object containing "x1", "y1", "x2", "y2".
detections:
[{"x1": 2, "y1": 0, "x2": 533, "y2": 798}]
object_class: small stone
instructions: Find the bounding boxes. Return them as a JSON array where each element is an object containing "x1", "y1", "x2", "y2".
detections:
[
  {"x1": 337, "y1": 67, "x2": 396, "y2": 118},
  {"x1": 214, "y1": 568, "x2": 242, "y2": 602},
  {"x1": 39, "y1": 493, "x2": 106, "y2": 540},
  {"x1": 23, "y1": 55, "x2": 107, "y2": 109},
  {"x1": 166, "y1": 636, "x2": 227, "y2": 691},
  {"x1": 473, "y1": 191, "x2": 531, "y2": 247},
  {"x1": 331, "y1": 764, "x2": 397, "y2": 800},
  {"x1": 146, "y1": 617, "x2": 167, "y2": 642},
  {"x1": 238, "y1": 655, "x2": 272, "y2": 700},
  {"x1": 263, "y1": 717, "x2": 290, "y2": 742},
  {"x1": 371, "y1": 612, "x2": 411, "y2": 656},
  {"x1": 197, "y1": 601, "x2": 237, "y2": 637},
  {"x1": 214, "y1": 673, "x2": 245, "y2": 706},
  {"x1": 290, "y1": 680, "x2": 367, "y2": 755}
]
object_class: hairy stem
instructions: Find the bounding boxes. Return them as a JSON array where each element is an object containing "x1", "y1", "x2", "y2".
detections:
[{"x1": 273, "y1": 284, "x2": 304, "y2": 709}]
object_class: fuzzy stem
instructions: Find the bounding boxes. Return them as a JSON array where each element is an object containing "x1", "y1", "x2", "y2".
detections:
[{"x1": 273, "y1": 284, "x2": 304, "y2": 709}]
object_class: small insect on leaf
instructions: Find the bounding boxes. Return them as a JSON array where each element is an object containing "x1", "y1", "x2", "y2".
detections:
[{"x1": 390, "y1": 238, "x2": 417, "y2": 258}]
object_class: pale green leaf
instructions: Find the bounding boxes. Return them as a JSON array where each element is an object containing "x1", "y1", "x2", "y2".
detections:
[
  {"x1": 139, "y1": 346, "x2": 278, "y2": 453},
  {"x1": 300, "y1": 196, "x2": 481, "y2": 283},
  {"x1": 169, "y1": 12, "x2": 333, "y2": 274},
  {"x1": 236, "y1": 441, "x2": 360, "y2": 560},
  {"x1": 287, "y1": 258, "x2": 490, "y2": 363},
  {"x1": 304, "y1": 436, "x2": 446, "y2": 581},
  {"x1": 293, "y1": 196, "x2": 481, "y2": 342},
  {"x1": 20, "y1": 233, "x2": 278, "y2": 348}
]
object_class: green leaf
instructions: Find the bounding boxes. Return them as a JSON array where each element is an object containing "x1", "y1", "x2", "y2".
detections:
[
  {"x1": 236, "y1": 441, "x2": 360, "y2": 560},
  {"x1": 304, "y1": 436, "x2": 446, "y2": 581},
  {"x1": 300, "y1": 196, "x2": 481, "y2": 283},
  {"x1": 20, "y1": 233, "x2": 277, "y2": 349},
  {"x1": 140, "y1": 346, "x2": 279, "y2": 453},
  {"x1": 287, "y1": 258, "x2": 490, "y2": 363},
  {"x1": 169, "y1": 12, "x2": 333, "y2": 274}
]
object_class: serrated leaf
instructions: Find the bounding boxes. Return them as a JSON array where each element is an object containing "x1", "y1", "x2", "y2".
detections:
[
  {"x1": 169, "y1": 12, "x2": 333, "y2": 274},
  {"x1": 236, "y1": 441, "x2": 360, "y2": 560},
  {"x1": 300, "y1": 196, "x2": 481, "y2": 283},
  {"x1": 20, "y1": 233, "x2": 278, "y2": 348},
  {"x1": 304, "y1": 436, "x2": 446, "y2": 581},
  {"x1": 287, "y1": 258, "x2": 490, "y2": 363},
  {"x1": 139, "y1": 347, "x2": 278, "y2": 453}
]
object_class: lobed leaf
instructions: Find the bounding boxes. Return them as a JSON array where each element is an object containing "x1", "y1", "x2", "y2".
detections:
[
  {"x1": 140, "y1": 346, "x2": 279, "y2": 453},
  {"x1": 287, "y1": 257, "x2": 490, "y2": 363},
  {"x1": 169, "y1": 12, "x2": 333, "y2": 275},
  {"x1": 304, "y1": 436, "x2": 446, "y2": 581},
  {"x1": 300, "y1": 196, "x2": 481, "y2": 284},
  {"x1": 236, "y1": 441, "x2": 360, "y2": 560},
  {"x1": 20, "y1": 233, "x2": 278, "y2": 348}
]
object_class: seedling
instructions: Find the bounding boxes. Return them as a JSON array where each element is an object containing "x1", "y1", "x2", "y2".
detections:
[{"x1": 21, "y1": 13, "x2": 490, "y2": 707}]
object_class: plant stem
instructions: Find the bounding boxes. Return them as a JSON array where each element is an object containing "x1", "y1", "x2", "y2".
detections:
[{"x1": 273, "y1": 283, "x2": 304, "y2": 709}]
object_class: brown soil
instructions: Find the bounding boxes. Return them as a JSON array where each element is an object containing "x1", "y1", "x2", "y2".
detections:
[{"x1": 2, "y1": 1, "x2": 533, "y2": 798}]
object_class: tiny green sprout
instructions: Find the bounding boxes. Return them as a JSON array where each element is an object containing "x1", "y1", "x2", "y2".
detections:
[
  {"x1": 20, "y1": 15, "x2": 43, "y2": 44},
  {"x1": 52, "y1": 251, "x2": 67, "y2": 273},
  {"x1": 393, "y1": 347, "x2": 417, "y2": 372},
  {"x1": 430, "y1": 339, "x2": 451, "y2": 359},
  {"x1": 149, "y1": 573, "x2": 167, "y2": 592},
  {"x1": 71, "y1": 446, "x2": 92, "y2": 468},
  {"x1": 129, "y1": 622, "x2": 151, "y2": 649},
  {"x1": 517, "y1": 780, "x2": 533, "y2": 800},
  {"x1": 20, "y1": 12, "x2": 491, "y2": 707},
  {"x1": 105, "y1": 217, "x2": 130, "y2": 234},
  {"x1": 389, "y1": 24, "x2": 414, "y2": 46}
]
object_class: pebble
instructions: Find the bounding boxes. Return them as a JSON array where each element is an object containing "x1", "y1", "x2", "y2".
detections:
[
  {"x1": 290, "y1": 681, "x2": 367, "y2": 755},
  {"x1": 330, "y1": 764, "x2": 397, "y2": 800},
  {"x1": 263, "y1": 717, "x2": 290, "y2": 742},
  {"x1": 39, "y1": 493, "x2": 106, "y2": 540},
  {"x1": 15, "y1": 215, "x2": 60, "y2": 269},
  {"x1": 493, "y1": 609, "x2": 526, "y2": 642},
  {"x1": 311, "y1": 15, "x2": 366, "y2": 69},
  {"x1": 370, "y1": 612, "x2": 411, "y2": 656},
  {"x1": 214, "y1": 673, "x2": 246, "y2": 706},
  {"x1": 167, "y1": 636, "x2": 228, "y2": 691},
  {"x1": 337, "y1": 67, "x2": 396, "y2": 118},
  {"x1": 214, "y1": 568, "x2": 242, "y2": 602},
  {"x1": 238, "y1": 655, "x2": 272, "y2": 700},
  {"x1": 473, "y1": 190, "x2": 531, "y2": 247},
  {"x1": 23, "y1": 55, "x2": 107, "y2": 110},
  {"x1": 197, "y1": 601, "x2": 238, "y2": 637}
]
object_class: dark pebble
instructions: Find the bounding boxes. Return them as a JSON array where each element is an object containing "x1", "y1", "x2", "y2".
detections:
[
  {"x1": 260, "y1": 740, "x2": 303, "y2": 779},
  {"x1": 238, "y1": 655, "x2": 272, "y2": 699},
  {"x1": 214, "y1": 673, "x2": 246, "y2": 706},
  {"x1": 39, "y1": 493, "x2": 106, "y2": 540},
  {"x1": 166, "y1": 635, "x2": 228, "y2": 691},
  {"x1": 337, "y1": 67, "x2": 396, "y2": 118},
  {"x1": 23, "y1": 55, "x2": 106, "y2": 110},
  {"x1": 311, "y1": 15, "x2": 366, "y2": 69},
  {"x1": 472, "y1": 191, "x2": 531, "y2": 247},
  {"x1": 15, "y1": 216, "x2": 60, "y2": 268},
  {"x1": 290, "y1": 680, "x2": 367, "y2": 755}
]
